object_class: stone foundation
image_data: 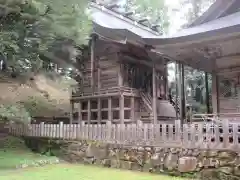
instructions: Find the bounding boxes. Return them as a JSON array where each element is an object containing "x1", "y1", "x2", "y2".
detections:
[
  {"x1": 55, "y1": 140, "x2": 240, "y2": 180},
  {"x1": 24, "y1": 138, "x2": 240, "y2": 180}
]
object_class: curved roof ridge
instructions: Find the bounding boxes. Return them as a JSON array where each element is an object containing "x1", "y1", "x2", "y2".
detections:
[
  {"x1": 189, "y1": 0, "x2": 237, "y2": 27},
  {"x1": 89, "y1": 1, "x2": 161, "y2": 35}
]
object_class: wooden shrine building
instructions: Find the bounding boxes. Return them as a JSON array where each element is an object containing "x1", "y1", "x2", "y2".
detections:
[
  {"x1": 70, "y1": 0, "x2": 240, "y2": 124},
  {"x1": 144, "y1": 0, "x2": 240, "y2": 119},
  {"x1": 70, "y1": 1, "x2": 177, "y2": 124}
]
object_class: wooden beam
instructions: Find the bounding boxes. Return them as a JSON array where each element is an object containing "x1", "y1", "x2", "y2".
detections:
[
  {"x1": 120, "y1": 53, "x2": 165, "y2": 71},
  {"x1": 106, "y1": 4, "x2": 120, "y2": 9},
  {"x1": 138, "y1": 19, "x2": 149, "y2": 24},
  {"x1": 108, "y1": 97, "x2": 112, "y2": 122},
  {"x1": 71, "y1": 93, "x2": 120, "y2": 100},
  {"x1": 124, "y1": 11, "x2": 134, "y2": 16},
  {"x1": 217, "y1": 66, "x2": 240, "y2": 75},
  {"x1": 78, "y1": 102, "x2": 82, "y2": 124},
  {"x1": 152, "y1": 64, "x2": 158, "y2": 124}
]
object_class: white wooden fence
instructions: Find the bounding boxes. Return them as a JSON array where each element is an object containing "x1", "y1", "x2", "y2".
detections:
[{"x1": 8, "y1": 120, "x2": 240, "y2": 150}]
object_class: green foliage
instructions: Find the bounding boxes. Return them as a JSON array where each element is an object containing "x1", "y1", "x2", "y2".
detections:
[
  {"x1": 123, "y1": 0, "x2": 169, "y2": 33},
  {"x1": 179, "y1": 0, "x2": 216, "y2": 26},
  {"x1": 0, "y1": 103, "x2": 31, "y2": 124},
  {"x1": 19, "y1": 96, "x2": 57, "y2": 117},
  {"x1": 168, "y1": 63, "x2": 212, "y2": 114},
  {"x1": 0, "y1": 136, "x2": 58, "y2": 169},
  {"x1": 33, "y1": 0, "x2": 92, "y2": 45},
  {"x1": 1, "y1": 136, "x2": 28, "y2": 151},
  {"x1": 167, "y1": 1, "x2": 216, "y2": 113},
  {"x1": 0, "y1": 0, "x2": 91, "y2": 73},
  {"x1": 0, "y1": 94, "x2": 64, "y2": 124}
]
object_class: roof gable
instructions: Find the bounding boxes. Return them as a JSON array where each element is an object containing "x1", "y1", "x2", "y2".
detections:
[
  {"x1": 90, "y1": 1, "x2": 161, "y2": 36},
  {"x1": 190, "y1": 0, "x2": 239, "y2": 27}
]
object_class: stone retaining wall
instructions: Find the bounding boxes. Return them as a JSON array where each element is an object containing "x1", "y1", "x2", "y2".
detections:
[
  {"x1": 58, "y1": 140, "x2": 240, "y2": 180},
  {"x1": 24, "y1": 137, "x2": 240, "y2": 180}
]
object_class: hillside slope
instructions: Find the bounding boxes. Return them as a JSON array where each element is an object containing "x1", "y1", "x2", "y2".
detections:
[{"x1": 0, "y1": 73, "x2": 76, "y2": 117}]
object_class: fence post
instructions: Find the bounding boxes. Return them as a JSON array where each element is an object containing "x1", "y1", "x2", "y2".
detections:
[
  {"x1": 76, "y1": 123, "x2": 80, "y2": 140},
  {"x1": 222, "y1": 119, "x2": 229, "y2": 149},
  {"x1": 106, "y1": 121, "x2": 112, "y2": 143},
  {"x1": 232, "y1": 123, "x2": 238, "y2": 148},
  {"x1": 137, "y1": 120, "x2": 143, "y2": 144},
  {"x1": 80, "y1": 121, "x2": 85, "y2": 140},
  {"x1": 40, "y1": 122, "x2": 44, "y2": 137},
  {"x1": 59, "y1": 122, "x2": 63, "y2": 139},
  {"x1": 175, "y1": 120, "x2": 181, "y2": 143}
]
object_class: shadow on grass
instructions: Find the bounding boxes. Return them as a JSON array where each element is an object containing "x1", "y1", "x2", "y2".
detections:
[{"x1": 0, "y1": 136, "x2": 58, "y2": 170}]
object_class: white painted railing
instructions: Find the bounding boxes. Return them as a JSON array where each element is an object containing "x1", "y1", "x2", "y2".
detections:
[{"x1": 9, "y1": 120, "x2": 240, "y2": 151}]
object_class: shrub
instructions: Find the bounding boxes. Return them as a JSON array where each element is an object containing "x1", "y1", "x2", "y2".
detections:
[
  {"x1": 0, "y1": 103, "x2": 31, "y2": 124},
  {"x1": 19, "y1": 96, "x2": 57, "y2": 117}
]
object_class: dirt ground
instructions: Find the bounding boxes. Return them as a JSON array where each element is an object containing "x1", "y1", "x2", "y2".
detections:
[{"x1": 0, "y1": 73, "x2": 76, "y2": 117}]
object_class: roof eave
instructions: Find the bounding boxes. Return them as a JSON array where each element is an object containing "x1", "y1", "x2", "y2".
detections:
[{"x1": 189, "y1": 0, "x2": 236, "y2": 27}]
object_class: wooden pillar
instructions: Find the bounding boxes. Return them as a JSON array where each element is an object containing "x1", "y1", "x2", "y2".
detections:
[
  {"x1": 87, "y1": 100, "x2": 91, "y2": 124},
  {"x1": 237, "y1": 85, "x2": 240, "y2": 112},
  {"x1": 97, "y1": 98, "x2": 101, "y2": 124},
  {"x1": 118, "y1": 63, "x2": 123, "y2": 87},
  {"x1": 175, "y1": 62, "x2": 179, "y2": 119},
  {"x1": 212, "y1": 73, "x2": 220, "y2": 114},
  {"x1": 180, "y1": 63, "x2": 186, "y2": 121},
  {"x1": 152, "y1": 64, "x2": 157, "y2": 124},
  {"x1": 159, "y1": 75, "x2": 164, "y2": 98},
  {"x1": 90, "y1": 35, "x2": 96, "y2": 89},
  {"x1": 54, "y1": 64, "x2": 58, "y2": 73},
  {"x1": 118, "y1": 60, "x2": 124, "y2": 124},
  {"x1": 205, "y1": 72, "x2": 211, "y2": 113},
  {"x1": 164, "y1": 64, "x2": 168, "y2": 100},
  {"x1": 120, "y1": 95, "x2": 124, "y2": 124},
  {"x1": 78, "y1": 101, "x2": 82, "y2": 124},
  {"x1": 157, "y1": 76, "x2": 161, "y2": 98},
  {"x1": 108, "y1": 97, "x2": 112, "y2": 122},
  {"x1": 97, "y1": 67, "x2": 101, "y2": 91},
  {"x1": 70, "y1": 101, "x2": 74, "y2": 124},
  {"x1": 131, "y1": 97, "x2": 135, "y2": 121}
]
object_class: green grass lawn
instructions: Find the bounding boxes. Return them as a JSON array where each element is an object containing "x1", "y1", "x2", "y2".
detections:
[
  {"x1": 0, "y1": 136, "x2": 190, "y2": 180},
  {"x1": 0, "y1": 164, "x2": 188, "y2": 180},
  {"x1": 0, "y1": 149, "x2": 57, "y2": 169},
  {"x1": 0, "y1": 136, "x2": 57, "y2": 169}
]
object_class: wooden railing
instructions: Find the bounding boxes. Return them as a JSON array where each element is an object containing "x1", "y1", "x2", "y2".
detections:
[
  {"x1": 219, "y1": 97, "x2": 240, "y2": 113},
  {"x1": 192, "y1": 113, "x2": 240, "y2": 122},
  {"x1": 9, "y1": 120, "x2": 240, "y2": 150},
  {"x1": 71, "y1": 86, "x2": 139, "y2": 97},
  {"x1": 140, "y1": 91, "x2": 152, "y2": 111},
  {"x1": 169, "y1": 95, "x2": 180, "y2": 114}
]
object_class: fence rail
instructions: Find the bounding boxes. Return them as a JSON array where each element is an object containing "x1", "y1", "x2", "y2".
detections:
[
  {"x1": 71, "y1": 86, "x2": 139, "y2": 97},
  {"x1": 9, "y1": 120, "x2": 240, "y2": 150}
]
